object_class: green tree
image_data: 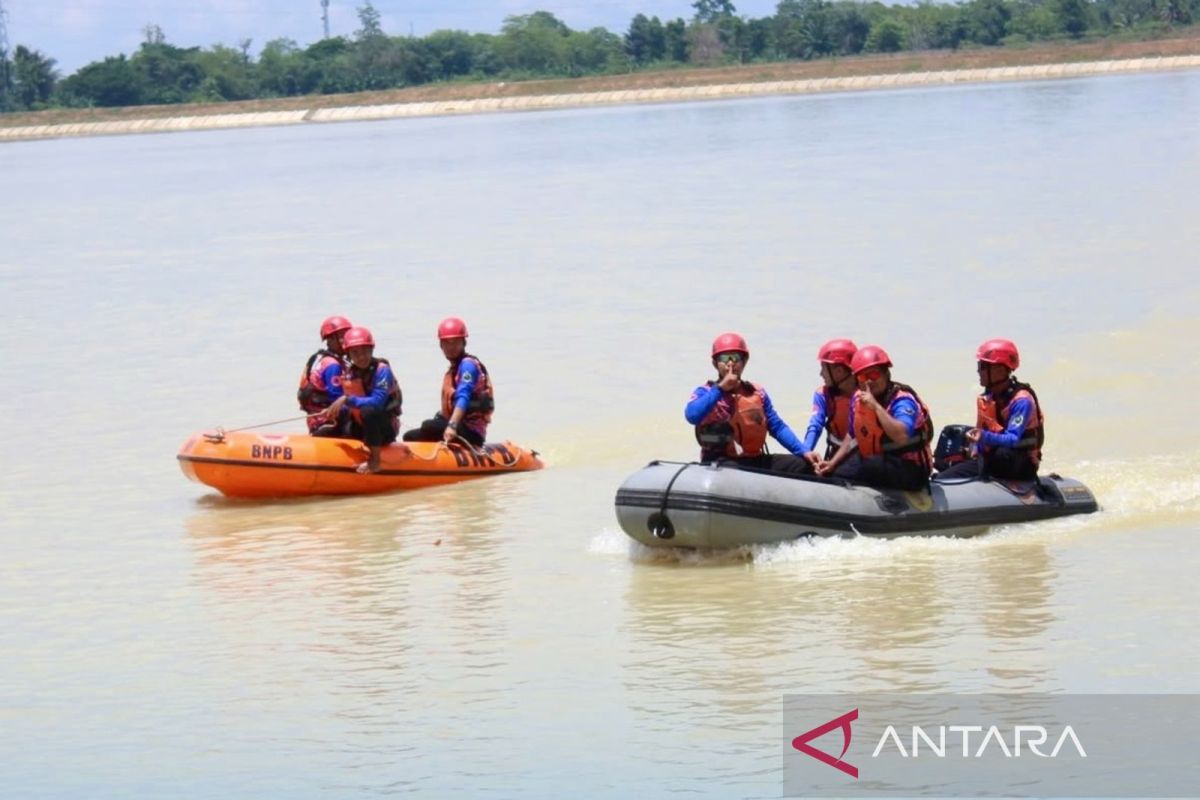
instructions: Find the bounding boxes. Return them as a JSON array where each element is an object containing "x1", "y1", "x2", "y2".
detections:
[
  {"x1": 1006, "y1": 0, "x2": 1060, "y2": 39},
  {"x1": 626, "y1": 14, "x2": 668, "y2": 64},
  {"x1": 258, "y1": 38, "x2": 316, "y2": 96},
  {"x1": 192, "y1": 44, "x2": 256, "y2": 101},
  {"x1": 692, "y1": 0, "x2": 738, "y2": 24},
  {"x1": 424, "y1": 29, "x2": 482, "y2": 78},
  {"x1": 132, "y1": 40, "x2": 204, "y2": 104},
  {"x1": 58, "y1": 55, "x2": 146, "y2": 106},
  {"x1": 1052, "y1": 0, "x2": 1091, "y2": 34},
  {"x1": 963, "y1": 0, "x2": 1012, "y2": 44},
  {"x1": 495, "y1": 12, "x2": 571, "y2": 74},
  {"x1": 664, "y1": 18, "x2": 690, "y2": 62},
  {"x1": 865, "y1": 17, "x2": 906, "y2": 51},
  {"x1": 355, "y1": 2, "x2": 384, "y2": 40},
  {"x1": 11, "y1": 45, "x2": 58, "y2": 108},
  {"x1": 0, "y1": 48, "x2": 14, "y2": 111},
  {"x1": 560, "y1": 28, "x2": 625, "y2": 75},
  {"x1": 829, "y1": 3, "x2": 872, "y2": 55}
]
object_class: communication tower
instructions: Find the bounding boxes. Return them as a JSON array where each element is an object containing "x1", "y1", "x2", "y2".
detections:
[{"x1": 321, "y1": 0, "x2": 330, "y2": 38}]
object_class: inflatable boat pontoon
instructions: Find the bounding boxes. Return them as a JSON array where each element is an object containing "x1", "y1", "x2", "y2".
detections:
[{"x1": 614, "y1": 460, "x2": 1098, "y2": 548}]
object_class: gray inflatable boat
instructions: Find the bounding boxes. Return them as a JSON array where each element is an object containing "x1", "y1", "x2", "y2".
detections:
[{"x1": 614, "y1": 461, "x2": 1099, "y2": 548}]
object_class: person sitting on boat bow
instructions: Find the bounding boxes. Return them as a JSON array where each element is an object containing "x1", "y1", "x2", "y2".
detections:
[
  {"x1": 802, "y1": 338, "x2": 859, "y2": 467},
  {"x1": 297, "y1": 315, "x2": 351, "y2": 436},
  {"x1": 685, "y1": 332, "x2": 810, "y2": 473},
  {"x1": 322, "y1": 326, "x2": 402, "y2": 474},
  {"x1": 938, "y1": 338, "x2": 1043, "y2": 482},
  {"x1": 817, "y1": 345, "x2": 934, "y2": 491},
  {"x1": 403, "y1": 316, "x2": 493, "y2": 448}
]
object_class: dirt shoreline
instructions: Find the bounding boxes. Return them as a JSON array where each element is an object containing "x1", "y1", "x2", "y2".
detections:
[{"x1": 2, "y1": 32, "x2": 1199, "y2": 139}]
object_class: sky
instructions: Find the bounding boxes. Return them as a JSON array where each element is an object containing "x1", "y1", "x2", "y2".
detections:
[{"x1": 2, "y1": 0, "x2": 782, "y2": 76}]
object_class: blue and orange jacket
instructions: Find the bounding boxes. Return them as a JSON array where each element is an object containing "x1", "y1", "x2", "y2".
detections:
[
  {"x1": 848, "y1": 381, "x2": 934, "y2": 473},
  {"x1": 298, "y1": 349, "x2": 346, "y2": 433},
  {"x1": 342, "y1": 358, "x2": 402, "y2": 430},
  {"x1": 803, "y1": 386, "x2": 853, "y2": 459},
  {"x1": 440, "y1": 354, "x2": 494, "y2": 439},
  {"x1": 977, "y1": 379, "x2": 1043, "y2": 465},
  {"x1": 686, "y1": 381, "x2": 805, "y2": 460}
]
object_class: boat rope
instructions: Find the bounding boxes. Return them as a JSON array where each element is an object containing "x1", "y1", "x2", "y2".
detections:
[
  {"x1": 648, "y1": 462, "x2": 692, "y2": 540},
  {"x1": 203, "y1": 413, "x2": 320, "y2": 442}
]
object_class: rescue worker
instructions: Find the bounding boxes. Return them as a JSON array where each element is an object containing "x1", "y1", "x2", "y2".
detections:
[
  {"x1": 817, "y1": 345, "x2": 934, "y2": 491},
  {"x1": 685, "y1": 332, "x2": 810, "y2": 473},
  {"x1": 322, "y1": 326, "x2": 402, "y2": 474},
  {"x1": 938, "y1": 338, "x2": 1043, "y2": 481},
  {"x1": 403, "y1": 316, "x2": 493, "y2": 448},
  {"x1": 297, "y1": 315, "x2": 351, "y2": 436},
  {"x1": 801, "y1": 338, "x2": 858, "y2": 467}
]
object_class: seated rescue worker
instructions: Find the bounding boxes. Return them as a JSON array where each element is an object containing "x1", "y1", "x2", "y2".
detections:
[
  {"x1": 685, "y1": 332, "x2": 810, "y2": 473},
  {"x1": 801, "y1": 338, "x2": 858, "y2": 467},
  {"x1": 403, "y1": 316, "x2": 493, "y2": 448},
  {"x1": 297, "y1": 315, "x2": 351, "y2": 436},
  {"x1": 817, "y1": 345, "x2": 934, "y2": 491},
  {"x1": 322, "y1": 326, "x2": 402, "y2": 474},
  {"x1": 938, "y1": 338, "x2": 1043, "y2": 481}
]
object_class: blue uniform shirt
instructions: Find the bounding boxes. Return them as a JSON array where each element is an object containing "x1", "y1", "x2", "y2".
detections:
[
  {"x1": 801, "y1": 388, "x2": 831, "y2": 454},
  {"x1": 979, "y1": 395, "x2": 1035, "y2": 449},
  {"x1": 316, "y1": 359, "x2": 345, "y2": 401},
  {"x1": 451, "y1": 358, "x2": 483, "y2": 412},
  {"x1": 346, "y1": 361, "x2": 397, "y2": 410}
]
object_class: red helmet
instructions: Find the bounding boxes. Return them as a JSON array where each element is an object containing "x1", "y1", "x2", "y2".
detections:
[
  {"x1": 711, "y1": 332, "x2": 749, "y2": 358},
  {"x1": 320, "y1": 315, "x2": 352, "y2": 339},
  {"x1": 817, "y1": 338, "x2": 858, "y2": 367},
  {"x1": 437, "y1": 316, "x2": 468, "y2": 340},
  {"x1": 850, "y1": 345, "x2": 892, "y2": 374},
  {"x1": 976, "y1": 338, "x2": 1019, "y2": 370},
  {"x1": 342, "y1": 326, "x2": 375, "y2": 349}
]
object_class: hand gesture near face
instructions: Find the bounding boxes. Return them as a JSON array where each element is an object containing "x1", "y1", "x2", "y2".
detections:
[
  {"x1": 856, "y1": 385, "x2": 879, "y2": 411},
  {"x1": 717, "y1": 358, "x2": 741, "y2": 392}
]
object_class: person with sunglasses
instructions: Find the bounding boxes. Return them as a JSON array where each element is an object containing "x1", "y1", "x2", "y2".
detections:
[
  {"x1": 816, "y1": 345, "x2": 934, "y2": 491},
  {"x1": 801, "y1": 338, "x2": 859, "y2": 466},
  {"x1": 937, "y1": 338, "x2": 1043, "y2": 481},
  {"x1": 685, "y1": 332, "x2": 811, "y2": 472}
]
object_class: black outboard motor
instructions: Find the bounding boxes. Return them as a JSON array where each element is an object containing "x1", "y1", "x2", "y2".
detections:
[{"x1": 934, "y1": 424, "x2": 973, "y2": 471}]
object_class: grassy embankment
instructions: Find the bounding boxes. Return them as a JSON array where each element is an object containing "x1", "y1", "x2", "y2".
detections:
[{"x1": 2, "y1": 27, "x2": 1199, "y2": 129}]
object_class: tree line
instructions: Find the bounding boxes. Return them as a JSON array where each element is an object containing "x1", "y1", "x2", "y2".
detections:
[{"x1": 1, "y1": 0, "x2": 1197, "y2": 113}]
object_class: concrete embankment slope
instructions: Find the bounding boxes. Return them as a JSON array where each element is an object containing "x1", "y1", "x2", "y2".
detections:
[{"x1": 3, "y1": 55, "x2": 1199, "y2": 143}]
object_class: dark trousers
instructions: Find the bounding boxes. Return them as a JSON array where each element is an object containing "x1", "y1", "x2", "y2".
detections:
[
  {"x1": 834, "y1": 452, "x2": 928, "y2": 491},
  {"x1": 402, "y1": 414, "x2": 485, "y2": 447},
  {"x1": 347, "y1": 405, "x2": 398, "y2": 448},
  {"x1": 702, "y1": 452, "x2": 814, "y2": 475},
  {"x1": 938, "y1": 449, "x2": 1038, "y2": 481}
]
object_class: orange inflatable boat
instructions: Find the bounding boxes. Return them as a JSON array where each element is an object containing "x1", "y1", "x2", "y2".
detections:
[{"x1": 177, "y1": 429, "x2": 544, "y2": 498}]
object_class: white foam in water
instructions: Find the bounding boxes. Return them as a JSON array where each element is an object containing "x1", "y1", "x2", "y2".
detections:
[{"x1": 597, "y1": 451, "x2": 1200, "y2": 565}]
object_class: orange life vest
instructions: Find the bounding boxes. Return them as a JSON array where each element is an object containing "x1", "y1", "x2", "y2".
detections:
[
  {"x1": 821, "y1": 386, "x2": 853, "y2": 457},
  {"x1": 853, "y1": 381, "x2": 934, "y2": 470},
  {"x1": 440, "y1": 354, "x2": 494, "y2": 428},
  {"x1": 697, "y1": 382, "x2": 769, "y2": 458},
  {"x1": 297, "y1": 349, "x2": 343, "y2": 413},
  {"x1": 342, "y1": 357, "x2": 402, "y2": 430},
  {"x1": 976, "y1": 380, "x2": 1043, "y2": 465}
]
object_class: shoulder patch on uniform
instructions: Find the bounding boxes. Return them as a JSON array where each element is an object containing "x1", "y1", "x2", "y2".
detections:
[
  {"x1": 1010, "y1": 413, "x2": 1025, "y2": 427},
  {"x1": 460, "y1": 372, "x2": 473, "y2": 383}
]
